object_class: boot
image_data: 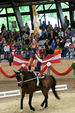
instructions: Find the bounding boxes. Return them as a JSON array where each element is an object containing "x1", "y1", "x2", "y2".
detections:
[{"x1": 28, "y1": 66, "x2": 31, "y2": 72}]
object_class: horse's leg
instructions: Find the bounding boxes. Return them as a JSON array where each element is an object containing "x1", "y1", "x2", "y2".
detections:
[
  {"x1": 28, "y1": 93, "x2": 35, "y2": 111},
  {"x1": 20, "y1": 90, "x2": 25, "y2": 112},
  {"x1": 44, "y1": 95, "x2": 48, "y2": 108},
  {"x1": 41, "y1": 99, "x2": 45, "y2": 108},
  {"x1": 41, "y1": 95, "x2": 48, "y2": 108}
]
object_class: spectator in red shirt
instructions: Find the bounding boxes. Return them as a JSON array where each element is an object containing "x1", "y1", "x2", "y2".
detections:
[{"x1": 39, "y1": 46, "x2": 46, "y2": 59}]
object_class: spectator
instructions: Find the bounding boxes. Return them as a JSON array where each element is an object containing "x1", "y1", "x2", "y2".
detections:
[
  {"x1": 69, "y1": 28, "x2": 75, "y2": 38},
  {"x1": 24, "y1": 23, "x2": 30, "y2": 35},
  {"x1": 60, "y1": 39, "x2": 65, "y2": 49},
  {"x1": 54, "y1": 29, "x2": 59, "y2": 38},
  {"x1": 47, "y1": 21, "x2": 52, "y2": 28},
  {"x1": 11, "y1": 43, "x2": 16, "y2": 55},
  {"x1": 54, "y1": 45, "x2": 61, "y2": 53},
  {"x1": 47, "y1": 45, "x2": 54, "y2": 55},
  {"x1": 23, "y1": 47, "x2": 31, "y2": 59},
  {"x1": 50, "y1": 30, "x2": 54, "y2": 39},
  {"x1": 65, "y1": 49, "x2": 70, "y2": 59},
  {"x1": 71, "y1": 18, "x2": 75, "y2": 29},
  {"x1": 44, "y1": 39, "x2": 50, "y2": 54},
  {"x1": 0, "y1": 33, "x2": 3, "y2": 51},
  {"x1": 21, "y1": 41, "x2": 28, "y2": 51},
  {"x1": 64, "y1": 39, "x2": 71, "y2": 48},
  {"x1": 69, "y1": 44, "x2": 74, "y2": 59},
  {"x1": 1, "y1": 24, "x2": 6, "y2": 32},
  {"x1": 48, "y1": 30, "x2": 54, "y2": 45},
  {"x1": 16, "y1": 43, "x2": 21, "y2": 55},
  {"x1": 64, "y1": 32, "x2": 69, "y2": 42},
  {"x1": 51, "y1": 39, "x2": 56, "y2": 50},
  {"x1": 13, "y1": 29, "x2": 19, "y2": 42},
  {"x1": 54, "y1": 24, "x2": 59, "y2": 32},
  {"x1": 58, "y1": 28, "x2": 64, "y2": 37},
  {"x1": 47, "y1": 22, "x2": 53, "y2": 37},
  {"x1": 72, "y1": 34, "x2": 75, "y2": 42},
  {"x1": 64, "y1": 16, "x2": 69, "y2": 28},
  {"x1": 39, "y1": 46, "x2": 46, "y2": 58},
  {"x1": 40, "y1": 21, "x2": 47, "y2": 30},
  {"x1": 59, "y1": 35, "x2": 63, "y2": 41},
  {"x1": 4, "y1": 43, "x2": 10, "y2": 59},
  {"x1": 8, "y1": 52, "x2": 13, "y2": 66},
  {"x1": 72, "y1": 40, "x2": 75, "y2": 48},
  {"x1": 56, "y1": 39, "x2": 61, "y2": 47},
  {"x1": 22, "y1": 32, "x2": 29, "y2": 44},
  {"x1": 64, "y1": 39, "x2": 71, "y2": 58},
  {"x1": 41, "y1": 26, "x2": 46, "y2": 39},
  {"x1": 17, "y1": 36, "x2": 23, "y2": 47}
]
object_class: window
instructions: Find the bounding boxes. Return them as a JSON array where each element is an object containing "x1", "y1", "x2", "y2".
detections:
[
  {"x1": 61, "y1": 2, "x2": 69, "y2": 9},
  {"x1": 22, "y1": 15, "x2": 31, "y2": 29},
  {"x1": 0, "y1": 17, "x2": 7, "y2": 31},
  {"x1": 46, "y1": 13, "x2": 57, "y2": 27},
  {"x1": 51, "y1": 4, "x2": 56, "y2": 9},
  {"x1": 7, "y1": 8, "x2": 14, "y2": 13},
  {"x1": 36, "y1": 5, "x2": 43, "y2": 11},
  {"x1": 0, "y1": 8, "x2": 6, "y2": 14},
  {"x1": 45, "y1": 4, "x2": 56, "y2": 10},
  {"x1": 19, "y1": 6, "x2": 30, "y2": 12},
  {"x1": 8, "y1": 16, "x2": 19, "y2": 31}
]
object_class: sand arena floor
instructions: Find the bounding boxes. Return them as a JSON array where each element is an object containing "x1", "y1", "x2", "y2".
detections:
[
  {"x1": 0, "y1": 60, "x2": 75, "y2": 113},
  {"x1": 0, "y1": 91, "x2": 75, "y2": 113}
]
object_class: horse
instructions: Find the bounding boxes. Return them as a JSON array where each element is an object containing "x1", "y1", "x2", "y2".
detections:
[{"x1": 14, "y1": 68, "x2": 60, "y2": 112}]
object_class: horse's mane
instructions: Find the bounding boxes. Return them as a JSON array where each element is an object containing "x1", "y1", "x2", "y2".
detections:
[{"x1": 20, "y1": 69, "x2": 35, "y2": 78}]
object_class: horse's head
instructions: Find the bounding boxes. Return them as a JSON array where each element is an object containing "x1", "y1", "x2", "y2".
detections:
[
  {"x1": 14, "y1": 70, "x2": 24, "y2": 87},
  {"x1": 14, "y1": 68, "x2": 33, "y2": 87}
]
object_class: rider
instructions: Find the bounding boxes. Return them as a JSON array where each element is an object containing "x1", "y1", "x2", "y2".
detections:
[
  {"x1": 28, "y1": 36, "x2": 41, "y2": 86},
  {"x1": 28, "y1": 36, "x2": 40, "y2": 71}
]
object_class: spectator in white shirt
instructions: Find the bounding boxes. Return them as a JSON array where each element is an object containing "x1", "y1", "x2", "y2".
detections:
[
  {"x1": 64, "y1": 39, "x2": 71, "y2": 48},
  {"x1": 4, "y1": 43, "x2": 10, "y2": 59},
  {"x1": 58, "y1": 28, "x2": 64, "y2": 37},
  {"x1": 72, "y1": 34, "x2": 75, "y2": 42}
]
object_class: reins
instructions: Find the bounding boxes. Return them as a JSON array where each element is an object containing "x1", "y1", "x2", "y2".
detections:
[
  {"x1": 17, "y1": 75, "x2": 45, "y2": 84},
  {"x1": 17, "y1": 76, "x2": 37, "y2": 84}
]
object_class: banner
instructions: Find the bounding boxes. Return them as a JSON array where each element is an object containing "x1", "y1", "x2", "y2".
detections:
[
  {"x1": 13, "y1": 50, "x2": 61, "y2": 66},
  {"x1": 13, "y1": 53, "x2": 29, "y2": 66},
  {"x1": 36, "y1": 50, "x2": 61, "y2": 65}
]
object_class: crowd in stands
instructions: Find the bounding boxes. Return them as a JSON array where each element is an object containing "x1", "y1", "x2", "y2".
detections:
[{"x1": 0, "y1": 16, "x2": 75, "y2": 65}]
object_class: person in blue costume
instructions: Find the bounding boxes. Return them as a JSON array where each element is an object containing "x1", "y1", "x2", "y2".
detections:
[{"x1": 28, "y1": 38, "x2": 41, "y2": 72}]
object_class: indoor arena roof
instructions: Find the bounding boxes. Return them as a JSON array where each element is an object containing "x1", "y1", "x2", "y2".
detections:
[{"x1": 0, "y1": 0, "x2": 75, "y2": 8}]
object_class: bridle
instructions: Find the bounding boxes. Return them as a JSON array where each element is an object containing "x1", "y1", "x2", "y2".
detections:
[
  {"x1": 20, "y1": 73, "x2": 24, "y2": 82},
  {"x1": 17, "y1": 72, "x2": 37, "y2": 85}
]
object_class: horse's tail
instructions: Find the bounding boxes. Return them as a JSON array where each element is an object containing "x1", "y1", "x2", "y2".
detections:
[{"x1": 50, "y1": 75, "x2": 60, "y2": 100}]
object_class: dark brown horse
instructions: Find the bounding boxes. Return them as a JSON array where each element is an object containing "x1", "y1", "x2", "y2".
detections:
[{"x1": 15, "y1": 68, "x2": 60, "y2": 112}]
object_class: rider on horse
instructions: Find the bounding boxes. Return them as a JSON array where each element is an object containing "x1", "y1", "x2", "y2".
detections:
[
  {"x1": 28, "y1": 37, "x2": 41, "y2": 86},
  {"x1": 28, "y1": 37, "x2": 41, "y2": 72}
]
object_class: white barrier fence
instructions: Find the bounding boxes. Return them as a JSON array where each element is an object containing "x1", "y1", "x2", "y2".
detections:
[{"x1": 0, "y1": 84, "x2": 67, "y2": 99}]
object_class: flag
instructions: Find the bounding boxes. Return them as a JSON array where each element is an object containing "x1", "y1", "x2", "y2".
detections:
[
  {"x1": 13, "y1": 53, "x2": 29, "y2": 66},
  {"x1": 13, "y1": 50, "x2": 61, "y2": 66},
  {"x1": 35, "y1": 50, "x2": 61, "y2": 65}
]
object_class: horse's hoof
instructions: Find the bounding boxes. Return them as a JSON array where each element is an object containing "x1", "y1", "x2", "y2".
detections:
[
  {"x1": 44, "y1": 106, "x2": 48, "y2": 109},
  {"x1": 40, "y1": 106, "x2": 43, "y2": 110},
  {"x1": 31, "y1": 107, "x2": 35, "y2": 111},
  {"x1": 20, "y1": 109, "x2": 23, "y2": 113}
]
